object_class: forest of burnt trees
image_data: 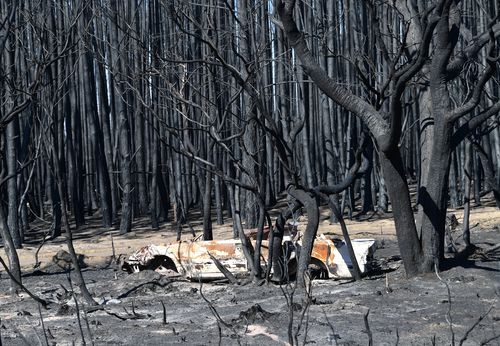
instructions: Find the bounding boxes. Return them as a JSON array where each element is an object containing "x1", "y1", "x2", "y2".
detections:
[{"x1": 0, "y1": 0, "x2": 499, "y2": 291}]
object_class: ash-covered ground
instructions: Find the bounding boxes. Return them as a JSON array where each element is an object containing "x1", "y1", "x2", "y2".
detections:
[{"x1": 1, "y1": 227, "x2": 499, "y2": 345}]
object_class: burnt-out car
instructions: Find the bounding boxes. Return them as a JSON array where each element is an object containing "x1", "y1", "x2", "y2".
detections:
[{"x1": 122, "y1": 235, "x2": 376, "y2": 281}]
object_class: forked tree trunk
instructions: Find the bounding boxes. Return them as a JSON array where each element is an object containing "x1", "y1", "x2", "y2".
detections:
[{"x1": 287, "y1": 187, "x2": 319, "y2": 287}]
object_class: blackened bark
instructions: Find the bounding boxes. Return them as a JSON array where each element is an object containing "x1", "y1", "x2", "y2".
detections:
[
  {"x1": 6, "y1": 119, "x2": 21, "y2": 247},
  {"x1": 277, "y1": 0, "x2": 424, "y2": 276},
  {"x1": 241, "y1": 121, "x2": 259, "y2": 228},
  {"x1": 271, "y1": 200, "x2": 300, "y2": 282},
  {"x1": 52, "y1": 147, "x2": 96, "y2": 306},
  {"x1": 202, "y1": 169, "x2": 213, "y2": 240},
  {"x1": 150, "y1": 130, "x2": 160, "y2": 229},
  {"x1": 287, "y1": 187, "x2": 319, "y2": 287},
  {"x1": 118, "y1": 108, "x2": 133, "y2": 235},
  {"x1": 361, "y1": 137, "x2": 374, "y2": 213},
  {"x1": 0, "y1": 181, "x2": 21, "y2": 292},
  {"x1": 134, "y1": 97, "x2": 148, "y2": 216},
  {"x1": 379, "y1": 152, "x2": 422, "y2": 276},
  {"x1": 48, "y1": 171, "x2": 62, "y2": 239},
  {"x1": 462, "y1": 141, "x2": 472, "y2": 247},
  {"x1": 82, "y1": 50, "x2": 112, "y2": 228},
  {"x1": 473, "y1": 142, "x2": 500, "y2": 208},
  {"x1": 252, "y1": 199, "x2": 266, "y2": 278},
  {"x1": 231, "y1": 184, "x2": 256, "y2": 274},
  {"x1": 214, "y1": 174, "x2": 224, "y2": 225},
  {"x1": 68, "y1": 63, "x2": 86, "y2": 226},
  {"x1": 416, "y1": 121, "x2": 453, "y2": 271},
  {"x1": 95, "y1": 53, "x2": 118, "y2": 220},
  {"x1": 110, "y1": 0, "x2": 133, "y2": 235},
  {"x1": 449, "y1": 151, "x2": 459, "y2": 208},
  {"x1": 5, "y1": 31, "x2": 21, "y2": 248},
  {"x1": 473, "y1": 151, "x2": 482, "y2": 206}
]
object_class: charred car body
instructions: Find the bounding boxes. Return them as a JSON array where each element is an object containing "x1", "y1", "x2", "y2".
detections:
[{"x1": 123, "y1": 235, "x2": 376, "y2": 281}]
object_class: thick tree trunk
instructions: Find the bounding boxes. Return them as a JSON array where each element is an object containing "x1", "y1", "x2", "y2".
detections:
[
  {"x1": 417, "y1": 120, "x2": 453, "y2": 271},
  {"x1": 379, "y1": 151, "x2": 422, "y2": 276}
]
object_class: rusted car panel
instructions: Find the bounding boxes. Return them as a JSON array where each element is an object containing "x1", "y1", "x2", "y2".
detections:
[
  {"x1": 123, "y1": 236, "x2": 376, "y2": 280},
  {"x1": 314, "y1": 236, "x2": 376, "y2": 278}
]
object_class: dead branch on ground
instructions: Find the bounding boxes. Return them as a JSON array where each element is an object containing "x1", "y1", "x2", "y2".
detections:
[
  {"x1": 480, "y1": 333, "x2": 500, "y2": 345},
  {"x1": 82, "y1": 309, "x2": 95, "y2": 346},
  {"x1": 321, "y1": 307, "x2": 339, "y2": 346},
  {"x1": 116, "y1": 280, "x2": 173, "y2": 299},
  {"x1": 161, "y1": 300, "x2": 167, "y2": 325},
  {"x1": 363, "y1": 309, "x2": 373, "y2": 346},
  {"x1": 199, "y1": 280, "x2": 241, "y2": 346},
  {"x1": 435, "y1": 264, "x2": 455, "y2": 345},
  {"x1": 19, "y1": 311, "x2": 43, "y2": 345},
  {"x1": 208, "y1": 251, "x2": 239, "y2": 285},
  {"x1": 67, "y1": 272, "x2": 87, "y2": 345},
  {"x1": 38, "y1": 303, "x2": 49, "y2": 346},
  {"x1": 459, "y1": 306, "x2": 494, "y2": 345}
]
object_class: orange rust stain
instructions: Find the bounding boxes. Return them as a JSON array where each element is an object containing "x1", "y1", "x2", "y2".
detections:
[
  {"x1": 311, "y1": 243, "x2": 330, "y2": 261},
  {"x1": 204, "y1": 244, "x2": 237, "y2": 259},
  {"x1": 162, "y1": 239, "x2": 272, "y2": 265},
  {"x1": 204, "y1": 243, "x2": 237, "y2": 254}
]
